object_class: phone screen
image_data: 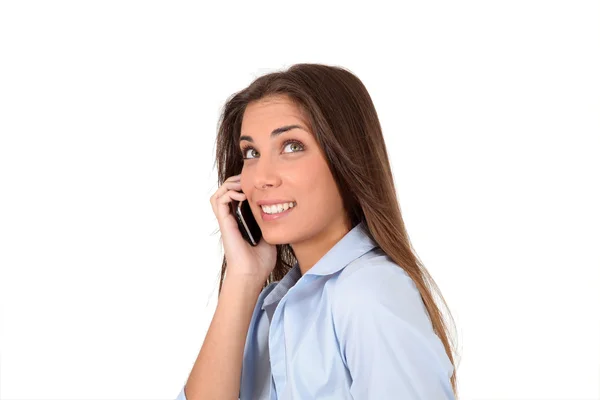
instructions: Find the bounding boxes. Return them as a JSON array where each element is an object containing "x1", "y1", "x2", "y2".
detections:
[{"x1": 230, "y1": 198, "x2": 262, "y2": 246}]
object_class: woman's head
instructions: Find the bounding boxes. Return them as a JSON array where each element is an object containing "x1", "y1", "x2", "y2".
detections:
[
  {"x1": 216, "y1": 64, "x2": 394, "y2": 249},
  {"x1": 214, "y1": 63, "x2": 459, "y2": 396},
  {"x1": 238, "y1": 95, "x2": 351, "y2": 248}
]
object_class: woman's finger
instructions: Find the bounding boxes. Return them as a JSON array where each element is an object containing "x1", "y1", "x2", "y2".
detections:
[
  {"x1": 217, "y1": 190, "x2": 246, "y2": 204},
  {"x1": 211, "y1": 181, "x2": 242, "y2": 202}
]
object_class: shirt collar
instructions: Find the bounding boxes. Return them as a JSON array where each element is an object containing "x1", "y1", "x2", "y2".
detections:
[{"x1": 261, "y1": 221, "x2": 378, "y2": 311}]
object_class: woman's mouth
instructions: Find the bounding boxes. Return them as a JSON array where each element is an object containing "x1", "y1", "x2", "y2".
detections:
[{"x1": 260, "y1": 201, "x2": 297, "y2": 221}]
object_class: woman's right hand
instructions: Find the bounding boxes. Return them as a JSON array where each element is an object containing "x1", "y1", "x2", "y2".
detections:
[{"x1": 210, "y1": 174, "x2": 277, "y2": 287}]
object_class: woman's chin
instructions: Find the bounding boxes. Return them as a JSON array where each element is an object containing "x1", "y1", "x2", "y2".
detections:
[{"x1": 260, "y1": 230, "x2": 291, "y2": 246}]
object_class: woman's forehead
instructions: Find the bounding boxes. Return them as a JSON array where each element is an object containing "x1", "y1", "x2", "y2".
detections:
[{"x1": 242, "y1": 99, "x2": 310, "y2": 131}]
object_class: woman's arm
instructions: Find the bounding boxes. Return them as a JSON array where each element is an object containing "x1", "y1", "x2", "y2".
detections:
[{"x1": 182, "y1": 274, "x2": 263, "y2": 400}]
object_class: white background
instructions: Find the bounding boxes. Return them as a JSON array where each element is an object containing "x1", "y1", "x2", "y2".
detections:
[{"x1": 1, "y1": 1, "x2": 599, "y2": 399}]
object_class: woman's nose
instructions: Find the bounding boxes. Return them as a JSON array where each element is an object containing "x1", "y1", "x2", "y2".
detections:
[{"x1": 253, "y1": 156, "x2": 280, "y2": 189}]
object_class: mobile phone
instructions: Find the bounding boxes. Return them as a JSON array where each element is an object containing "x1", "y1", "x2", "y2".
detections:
[{"x1": 230, "y1": 197, "x2": 262, "y2": 246}]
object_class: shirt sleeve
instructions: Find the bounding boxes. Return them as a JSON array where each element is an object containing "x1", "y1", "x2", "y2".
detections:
[
  {"x1": 332, "y1": 262, "x2": 455, "y2": 400},
  {"x1": 175, "y1": 386, "x2": 187, "y2": 400},
  {"x1": 175, "y1": 385, "x2": 241, "y2": 400}
]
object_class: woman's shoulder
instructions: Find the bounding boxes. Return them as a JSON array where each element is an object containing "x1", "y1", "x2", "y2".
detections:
[
  {"x1": 336, "y1": 247, "x2": 414, "y2": 292},
  {"x1": 331, "y1": 247, "x2": 430, "y2": 331}
]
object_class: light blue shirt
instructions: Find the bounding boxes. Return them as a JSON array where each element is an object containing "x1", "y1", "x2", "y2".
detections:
[{"x1": 177, "y1": 221, "x2": 455, "y2": 399}]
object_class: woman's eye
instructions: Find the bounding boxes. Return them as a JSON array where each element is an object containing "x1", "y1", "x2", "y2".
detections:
[
  {"x1": 241, "y1": 140, "x2": 304, "y2": 160},
  {"x1": 283, "y1": 141, "x2": 304, "y2": 153},
  {"x1": 242, "y1": 147, "x2": 258, "y2": 159}
]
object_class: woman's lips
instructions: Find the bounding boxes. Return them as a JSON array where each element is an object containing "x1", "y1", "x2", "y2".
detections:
[{"x1": 260, "y1": 204, "x2": 296, "y2": 221}]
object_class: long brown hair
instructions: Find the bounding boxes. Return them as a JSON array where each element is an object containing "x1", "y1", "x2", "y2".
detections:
[{"x1": 213, "y1": 63, "x2": 459, "y2": 396}]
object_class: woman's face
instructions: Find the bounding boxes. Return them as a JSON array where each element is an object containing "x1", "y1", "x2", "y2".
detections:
[{"x1": 239, "y1": 95, "x2": 347, "y2": 245}]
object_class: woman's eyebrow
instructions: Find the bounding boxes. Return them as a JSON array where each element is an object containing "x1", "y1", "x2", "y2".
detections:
[{"x1": 239, "y1": 124, "x2": 305, "y2": 144}]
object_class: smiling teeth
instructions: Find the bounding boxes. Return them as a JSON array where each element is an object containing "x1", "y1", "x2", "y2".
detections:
[{"x1": 262, "y1": 202, "x2": 296, "y2": 214}]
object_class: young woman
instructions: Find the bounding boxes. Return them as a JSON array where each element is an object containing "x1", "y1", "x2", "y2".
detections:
[{"x1": 177, "y1": 63, "x2": 459, "y2": 399}]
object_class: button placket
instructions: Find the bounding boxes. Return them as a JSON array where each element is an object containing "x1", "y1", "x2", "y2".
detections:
[
  {"x1": 268, "y1": 296, "x2": 287, "y2": 396},
  {"x1": 268, "y1": 280, "x2": 303, "y2": 397}
]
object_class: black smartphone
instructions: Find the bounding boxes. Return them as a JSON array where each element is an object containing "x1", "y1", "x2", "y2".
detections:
[{"x1": 230, "y1": 197, "x2": 262, "y2": 246}]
